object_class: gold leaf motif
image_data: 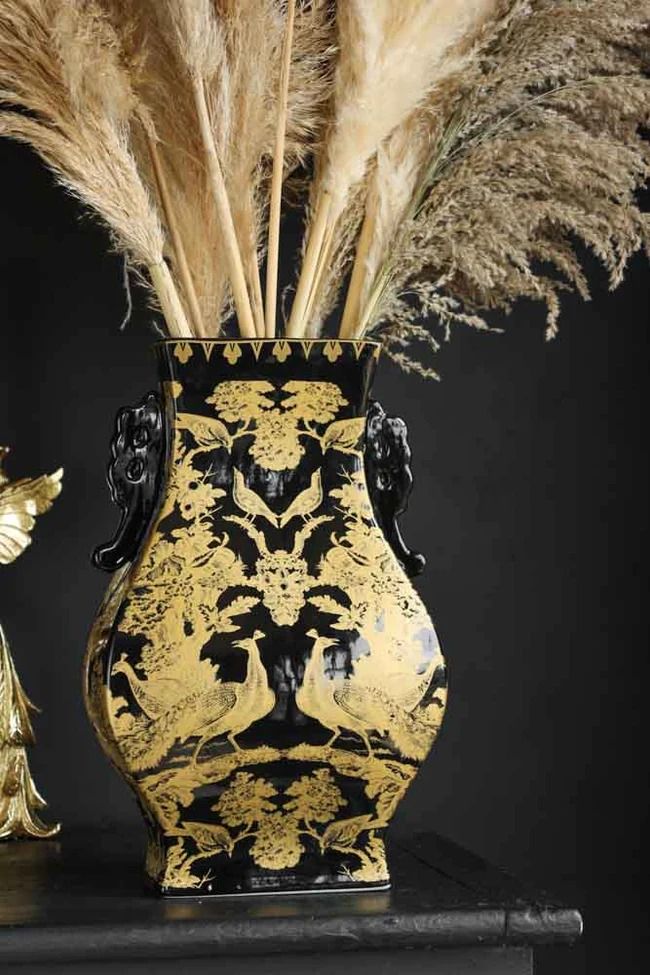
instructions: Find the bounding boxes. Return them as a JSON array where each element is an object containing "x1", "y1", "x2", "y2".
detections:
[
  {"x1": 254, "y1": 551, "x2": 312, "y2": 626},
  {"x1": 223, "y1": 342, "x2": 243, "y2": 365},
  {"x1": 206, "y1": 381, "x2": 275, "y2": 424},
  {"x1": 174, "y1": 343, "x2": 193, "y2": 364},
  {"x1": 323, "y1": 340, "x2": 343, "y2": 363},
  {"x1": 177, "y1": 821, "x2": 233, "y2": 856},
  {"x1": 250, "y1": 413, "x2": 304, "y2": 470},
  {"x1": 166, "y1": 381, "x2": 183, "y2": 400},
  {"x1": 272, "y1": 341, "x2": 291, "y2": 363},
  {"x1": 163, "y1": 838, "x2": 209, "y2": 890},
  {"x1": 281, "y1": 381, "x2": 348, "y2": 426}
]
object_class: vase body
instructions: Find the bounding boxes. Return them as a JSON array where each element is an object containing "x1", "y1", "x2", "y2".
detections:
[{"x1": 85, "y1": 339, "x2": 447, "y2": 895}]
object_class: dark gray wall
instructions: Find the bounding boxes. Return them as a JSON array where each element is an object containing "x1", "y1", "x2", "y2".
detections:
[{"x1": 1, "y1": 142, "x2": 647, "y2": 974}]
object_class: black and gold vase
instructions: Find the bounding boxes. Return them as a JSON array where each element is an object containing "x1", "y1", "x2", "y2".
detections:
[{"x1": 85, "y1": 339, "x2": 447, "y2": 896}]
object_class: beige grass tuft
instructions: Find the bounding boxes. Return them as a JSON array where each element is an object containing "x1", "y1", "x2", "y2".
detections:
[
  {"x1": 347, "y1": 0, "x2": 650, "y2": 374},
  {"x1": 0, "y1": 0, "x2": 191, "y2": 337}
]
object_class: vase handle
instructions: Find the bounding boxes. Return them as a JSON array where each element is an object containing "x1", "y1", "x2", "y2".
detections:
[
  {"x1": 365, "y1": 400, "x2": 425, "y2": 579},
  {"x1": 92, "y1": 392, "x2": 165, "y2": 572}
]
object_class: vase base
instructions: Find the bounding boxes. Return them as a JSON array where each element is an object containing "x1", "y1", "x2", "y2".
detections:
[
  {"x1": 145, "y1": 830, "x2": 391, "y2": 897},
  {"x1": 153, "y1": 877, "x2": 392, "y2": 898}
]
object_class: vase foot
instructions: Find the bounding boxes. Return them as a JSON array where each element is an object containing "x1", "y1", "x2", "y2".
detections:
[
  {"x1": 153, "y1": 876, "x2": 392, "y2": 898},
  {"x1": 145, "y1": 829, "x2": 390, "y2": 897}
]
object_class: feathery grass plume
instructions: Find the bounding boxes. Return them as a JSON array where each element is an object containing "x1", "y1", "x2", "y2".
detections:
[
  {"x1": 98, "y1": 0, "x2": 225, "y2": 335},
  {"x1": 0, "y1": 0, "x2": 191, "y2": 338},
  {"x1": 122, "y1": 1, "x2": 232, "y2": 334},
  {"x1": 287, "y1": 0, "x2": 500, "y2": 338},
  {"x1": 283, "y1": 0, "x2": 336, "y2": 178},
  {"x1": 267, "y1": 0, "x2": 337, "y2": 335},
  {"x1": 163, "y1": 0, "x2": 257, "y2": 339},
  {"x1": 214, "y1": 0, "x2": 285, "y2": 338},
  {"x1": 339, "y1": 105, "x2": 438, "y2": 340},
  {"x1": 203, "y1": 0, "x2": 334, "y2": 337},
  {"x1": 340, "y1": 3, "x2": 503, "y2": 339},
  {"x1": 357, "y1": 0, "x2": 650, "y2": 369}
]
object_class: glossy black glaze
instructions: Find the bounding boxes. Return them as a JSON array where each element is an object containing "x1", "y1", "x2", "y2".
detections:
[
  {"x1": 365, "y1": 400, "x2": 425, "y2": 579},
  {"x1": 86, "y1": 340, "x2": 445, "y2": 897},
  {"x1": 93, "y1": 392, "x2": 165, "y2": 572}
]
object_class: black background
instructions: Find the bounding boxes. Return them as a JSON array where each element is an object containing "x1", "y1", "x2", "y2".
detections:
[{"x1": 0, "y1": 141, "x2": 647, "y2": 974}]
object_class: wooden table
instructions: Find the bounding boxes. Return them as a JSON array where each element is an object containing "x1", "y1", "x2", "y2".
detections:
[{"x1": 0, "y1": 827, "x2": 582, "y2": 973}]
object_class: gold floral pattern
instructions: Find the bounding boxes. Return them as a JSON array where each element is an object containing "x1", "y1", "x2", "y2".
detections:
[
  {"x1": 89, "y1": 373, "x2": 445, "y2": 893},
  {"x1": 206, "y1": 379, "x2": 348, "y2": 471}
]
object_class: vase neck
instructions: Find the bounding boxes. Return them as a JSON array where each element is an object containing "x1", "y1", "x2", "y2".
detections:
[{"x1": 155, "y1": 339, "x2": 379, "y2": 420}]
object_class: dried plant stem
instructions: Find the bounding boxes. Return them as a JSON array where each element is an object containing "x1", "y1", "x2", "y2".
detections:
[
  {"x1": 339, "y1": 195, "x2": 377, "y2": 339},
  {"x1": 286, "y1": 191, "x2": 331, "y2": 337},
  {"x1": 148, "y1": 260, "x2": 192, "y2": 338},
  {"x1": 247, "y1": 248, "x2": 266, "y2": 337},
  {"x1": 265, "y1": 0, "x2": 295, "y2": 338},
  {"x1": 354, "y1": 264, "x2": 389, "y2": 340},
  {"x1": 193, "y1": 78, "x2": 256, "y2": 339},
  {"x1": 304, "y1": 219, "x2": 336, "y2": 332},
  {"x1": 143, "y1": 127, "x2": 206, "y2": 338},
  {"x1": 250, "y1": 253, "x2": 265, "y2": 338}
]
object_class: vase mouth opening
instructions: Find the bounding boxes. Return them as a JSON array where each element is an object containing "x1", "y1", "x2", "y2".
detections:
[{"x1": 156, "y1": 337, "x2": 380, "y2": 348}]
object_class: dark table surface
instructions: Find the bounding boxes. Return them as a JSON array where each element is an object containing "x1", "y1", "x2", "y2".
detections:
[{"x1": 0, "y1": 826, "x2": 582, "y2": 966}]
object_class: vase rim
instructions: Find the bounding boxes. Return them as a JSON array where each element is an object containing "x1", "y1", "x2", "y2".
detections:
[{"x1": 156, "y1": 337, "x2": 380, "y2": 347}]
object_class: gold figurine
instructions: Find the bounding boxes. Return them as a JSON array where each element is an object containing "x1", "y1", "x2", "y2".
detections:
[{"x1": 0, "y1": 446, "x2": 62, "y2": 840}]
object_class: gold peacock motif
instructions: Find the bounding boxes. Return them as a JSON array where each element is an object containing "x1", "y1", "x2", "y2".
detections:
[
  {"x1": 112, "y1": 654, "x2": 186, "y2": 721},
  {"x1": 112, "y1": 630, "x2": 275, "y2": 770},
  {"x1": 192, "y1": 630, "x2": 275, "y2": 761}
]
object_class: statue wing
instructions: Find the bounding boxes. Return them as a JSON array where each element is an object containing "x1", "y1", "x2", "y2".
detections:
[{"x1": 0, "y1": 469, "x2": 62, "y2": 565}]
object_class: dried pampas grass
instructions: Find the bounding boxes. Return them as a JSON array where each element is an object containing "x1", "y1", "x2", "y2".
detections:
[
  {"x1": 287, "y1": 0, "x2": 500, "y2": 337},
  {"x1": 163, "y1": 0, "x2": 258, "y2": 338},
  {"x1": 0, "y1": 0, "x2": 648, "y2": 373},
  {"x1": 0, "y1": 0, "x2": 191, "y2": 337},
  {"x1": 355, "y1": 0, "x2": 650, "y2": 371}
]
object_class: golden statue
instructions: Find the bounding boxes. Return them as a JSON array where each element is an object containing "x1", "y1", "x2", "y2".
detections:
[{"x1": 0, "y1": 446, "x2": 62, "y2": 839}]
